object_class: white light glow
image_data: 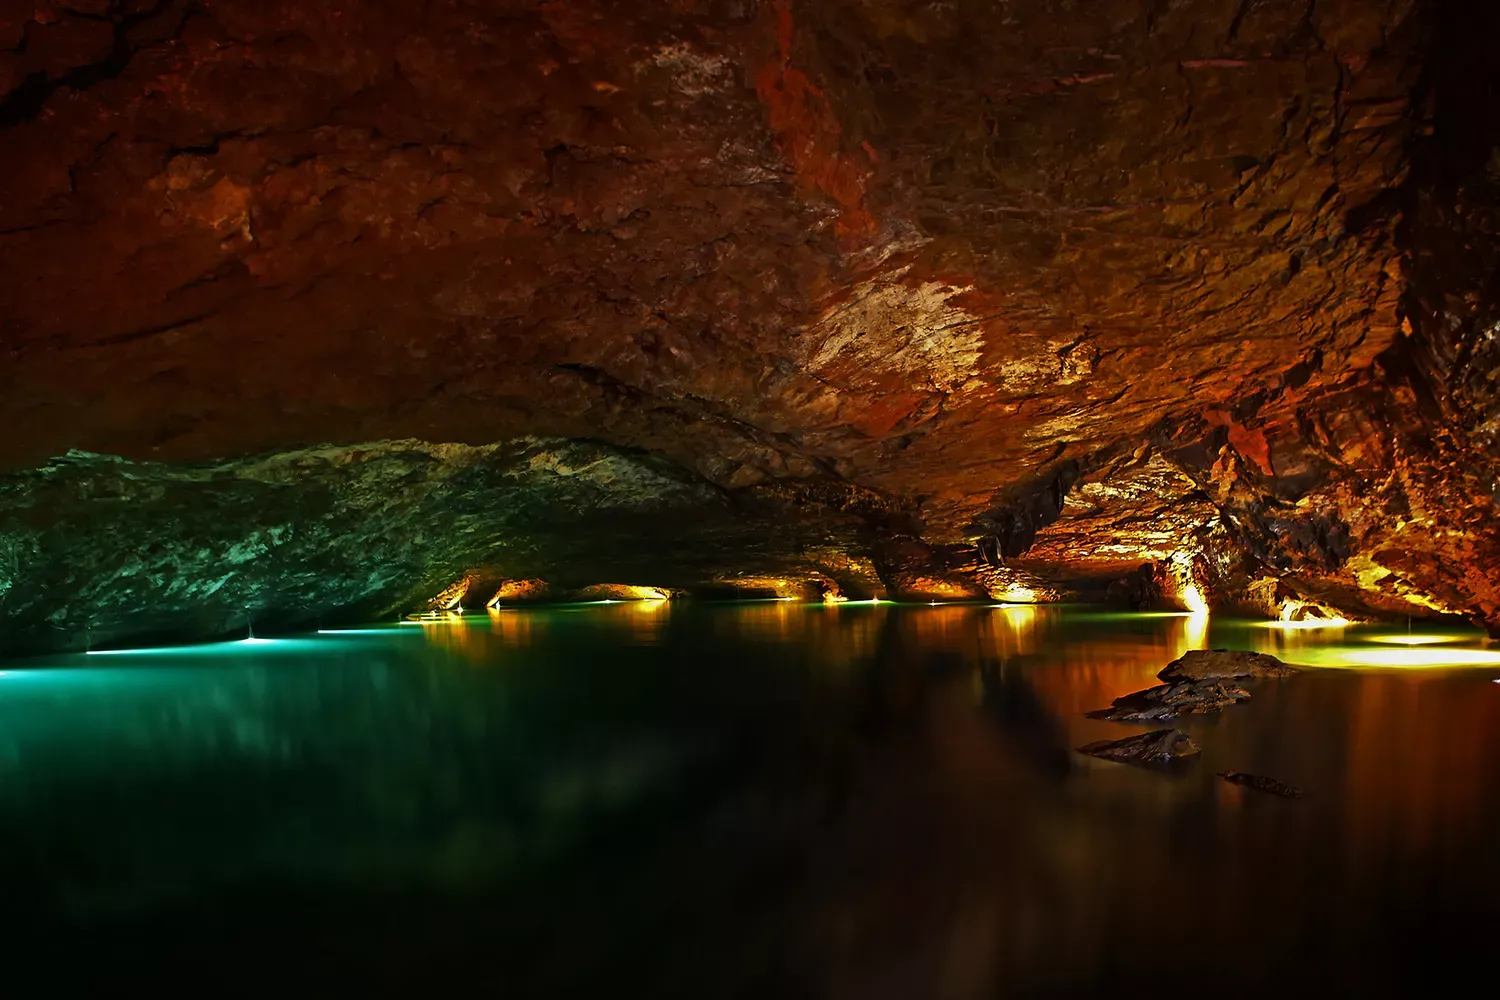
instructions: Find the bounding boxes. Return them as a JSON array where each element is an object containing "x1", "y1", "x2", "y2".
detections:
[
  {"x1": 1366, "y1": 634, "x2": 1464, "y2": 646},
  {"x1": 1180, "y1": 580, "x2": 1209, "y2": 614},
  {"x1": 318, "y1": 629, "x2": 419, "y2": 636},
  {"x1": 1335, "y1": 648, "x2": 1500, "y2": 668},
  {"x1": 1185, "y1": 609, "x2": 1210, "y2": 650},
  {"x1": 1254, "y1": 618, "x2": 1352, "y2": 630}
]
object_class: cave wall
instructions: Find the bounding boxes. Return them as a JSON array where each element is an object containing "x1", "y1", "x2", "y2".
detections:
[{"x1": 3, "y1": 0, "x2": 1499, "y2": 651}]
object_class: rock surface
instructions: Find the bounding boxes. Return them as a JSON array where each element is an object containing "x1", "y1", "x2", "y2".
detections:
[
  {"x1": 1076, "y1": 730, "x2": 1201, "y2": 767},
  {"x1": 1158, "y1": 649, "x2": 1297, "y2": 683},
  {"x1": 0, "y1": 438, "x2": 886, "y2": 655},
  {"x1": 1218, "y1": 771, "x2": 1308, "y2": 799},
  {"x1": 2, "y1": 1, "x2": 1499, "y2": 651},
  {"x1": 1087, "y1": 679, "x2": 1255, "y2": 722},
  {"x1": 1088, "y1": 649, "x2": 1293, "y2": 720}
]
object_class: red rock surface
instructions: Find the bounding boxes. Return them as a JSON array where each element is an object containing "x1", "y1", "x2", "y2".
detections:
[{"x1": 3, "y1": 0, "x2": 1499, "y2": 645}]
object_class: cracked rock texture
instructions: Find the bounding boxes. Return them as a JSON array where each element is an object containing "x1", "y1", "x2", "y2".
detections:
[{"x1": 3, "y1": 0, "x2": 1500, "y2": 651}]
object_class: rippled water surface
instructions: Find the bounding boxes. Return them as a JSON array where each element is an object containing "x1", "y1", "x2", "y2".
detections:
[{"x1": 3, "y1": 604, "x2": 1498, "y2": 996}]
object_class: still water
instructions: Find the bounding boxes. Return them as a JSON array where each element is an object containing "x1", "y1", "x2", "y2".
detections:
[{"x1": 2, "y1": 604, "x2": 1498, "y2": 996}]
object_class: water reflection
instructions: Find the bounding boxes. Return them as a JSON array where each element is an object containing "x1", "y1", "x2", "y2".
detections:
[{"x1": 1, "y1": 605, "x2": 1497, "y2": 995}]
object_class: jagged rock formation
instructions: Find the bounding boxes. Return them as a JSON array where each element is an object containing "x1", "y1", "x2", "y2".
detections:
[
  {"x1": 1218, "y1": 770, "x2": 1309, "y2": 798},
  {"x1": 0, "y1": 438, "x2": 892, "y2": 654},
  {"x1": 1087, "y1": 649, "x2": 1295, "y2": 721},
  {"x1": 1076, "y1": 729, "x2": 1201, "y2": 767},
  {"x1": 1158, "y1": 649, "x2": 1297, "y2": 683},
  {"x1": 3, "y1": 0, "x2": 1499, "y2": 652}
]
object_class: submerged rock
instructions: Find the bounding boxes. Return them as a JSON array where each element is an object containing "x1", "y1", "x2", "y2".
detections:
[
  {"x1": 1076, "y1": 729, "x2": 1200, "y2": 766},
  {"x1": 1158, "y1": 650, "x2": 1297, "y2": 683},
  {"x1": 1218, "y1": 771, "x2": 1307, "y2": 799},
  {"x1": 1086, "y1": 679, "x2": 1253, "y2": 722},
  {"x1": 1087, "y1": 650, "x2": 1294, "y2": 721}
]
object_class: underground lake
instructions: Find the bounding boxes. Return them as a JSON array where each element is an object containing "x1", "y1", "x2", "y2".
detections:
[{"x1": 1, "y1": 602, "x2": 1496, "y2": 996}]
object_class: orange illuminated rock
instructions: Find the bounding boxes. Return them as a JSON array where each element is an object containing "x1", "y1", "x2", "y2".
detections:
[{"x1": 2, "y1": 1, "x2": 1500, "y2": 651}]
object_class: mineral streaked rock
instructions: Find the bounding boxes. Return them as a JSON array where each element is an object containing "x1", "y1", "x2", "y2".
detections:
[
  {"x1": 1076, "y1": 730, "x2": 1201, "y2": 767},
  {"x1": 1087, "y1": 649, "x2": 1293, "y2": 720},
  {"x1": 1, "y1": 1, "x2": 1499, "y2": 644},
  {"x1": 1157, "y1": 649, "x2": 1296, "y2": 683},
  {"x1": 0, "y1": 438, "x2": 886, "y2": 656},
  {"x1": 1086, "y1": 680, "x2": 1254, "y2": 722},
  {"x1": 1218, "y1": 771, "x2": 1308, "y2": 799}
]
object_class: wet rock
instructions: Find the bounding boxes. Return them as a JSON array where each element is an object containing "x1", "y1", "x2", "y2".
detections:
[
  {"x1": 1, "y1": 0, "x2": 1499, "y2": 644},
  {"x1": 1087, "y1": 649, "x2": 1293, "y2": 721},
  {"x1": 1218, "y1": 771, "x2": 1307, "y2": 799},
  {"x1": 1076, "y1": 729, "x2": 1200, "y2": 767},
  {"x1": 1086, "y1": 680, "x2": 1253, "y2": 722},
  {"x1": 0, "y1": 440, "x2": 887, "y2": 656},
  {"x1": 1158, "y1": 650, "x2": 1296, "y2": 683}
]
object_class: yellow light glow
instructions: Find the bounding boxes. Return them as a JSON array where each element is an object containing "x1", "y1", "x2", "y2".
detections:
[
  {"x1": 1000, "y1": 604, "x2": 1036, "y2": 626},
  {"x1": 1180, "y1": 580, "x2": 1209, "y2": 614},
  {"x1": 1254, "y1": 618, "x2": 1351, "y2": 630},
  {"x1": 1335, "y1": 648, "x2": 1500, "y2": 668},
  {"x1": 822, "y1": 592, "x2": 848, "y2": 605},
  {"x1": 1184, "y1": 610, "x2": 1209, "y2": 651},
  {"x1": 1002, "y1": 585, "x2": 1036, "y2": 604},
  {"x1": 1366, "y1": 634, "x2": 1464, "y2": 646}
]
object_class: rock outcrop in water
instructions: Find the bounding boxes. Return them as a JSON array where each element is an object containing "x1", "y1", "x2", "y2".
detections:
[
  {"x1": 1158, "y1": 650, "x2": 1297, "y2": 683},
  {"x1": 1088, "y1": 649, "x2": 1295, "y2": 721},
  {"x1": 0, "y1": 438, "x2": 886, "y2": 655},
  {"x1": 1076, "y1": 730, "x2": 1201, "y2": 767},
  {"x1": 1087, "y1": 679, "x2": 1255, "y2": 723},
  {"x1": 3, "y1": 1, "x2": 1500, "y2": 652},
  {"x1": 1218, "y1": 771, "x2": 1308, "y2": 799}
]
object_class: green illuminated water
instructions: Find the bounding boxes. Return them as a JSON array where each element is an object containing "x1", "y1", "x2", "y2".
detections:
[{"x1": 1, "y1": 604, "x2": 1498, "y2": 996}]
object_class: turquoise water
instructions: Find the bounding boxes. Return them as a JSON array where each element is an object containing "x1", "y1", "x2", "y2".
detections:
[{"x1": 2, "y1": 604, "x2": 1498, "y2": 996}]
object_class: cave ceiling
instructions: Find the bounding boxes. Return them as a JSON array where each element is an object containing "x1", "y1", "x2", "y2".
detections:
[{"x1": 3, "y1": 0, "x2": 1499, "y2": 652}]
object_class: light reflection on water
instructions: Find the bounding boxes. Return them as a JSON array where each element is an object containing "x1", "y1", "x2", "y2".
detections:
[{"x1": 1, "y1": 604, "x2": 1498, "y2": 995}]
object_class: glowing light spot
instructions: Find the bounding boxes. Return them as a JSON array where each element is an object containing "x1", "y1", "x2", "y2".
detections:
[
  {"x1": 318, "y1": 629, "x2": 420, "y2": 636},
  {"x1": 1335, "y1": 648, "x2": 1500, "y2": 668},
  {"x1": 87, "y1": 636, "x2": 307, "y2": 655},
  {"x1": 1366, "y1": 634, "x2": 1464, "y2": 646},
  {"x1": 1001, "y1": 585, "x2": 1036, "y2": 604},
  {"x1": 1254, "y1": 618, "x2": 1351, "y2": 630},
  {"x1": 1180, "y1": 581, "x2": 1209, "y2": 614},
  {"x1": 1185, "y1": 610, "x2": 1210, "y2": 650}
]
